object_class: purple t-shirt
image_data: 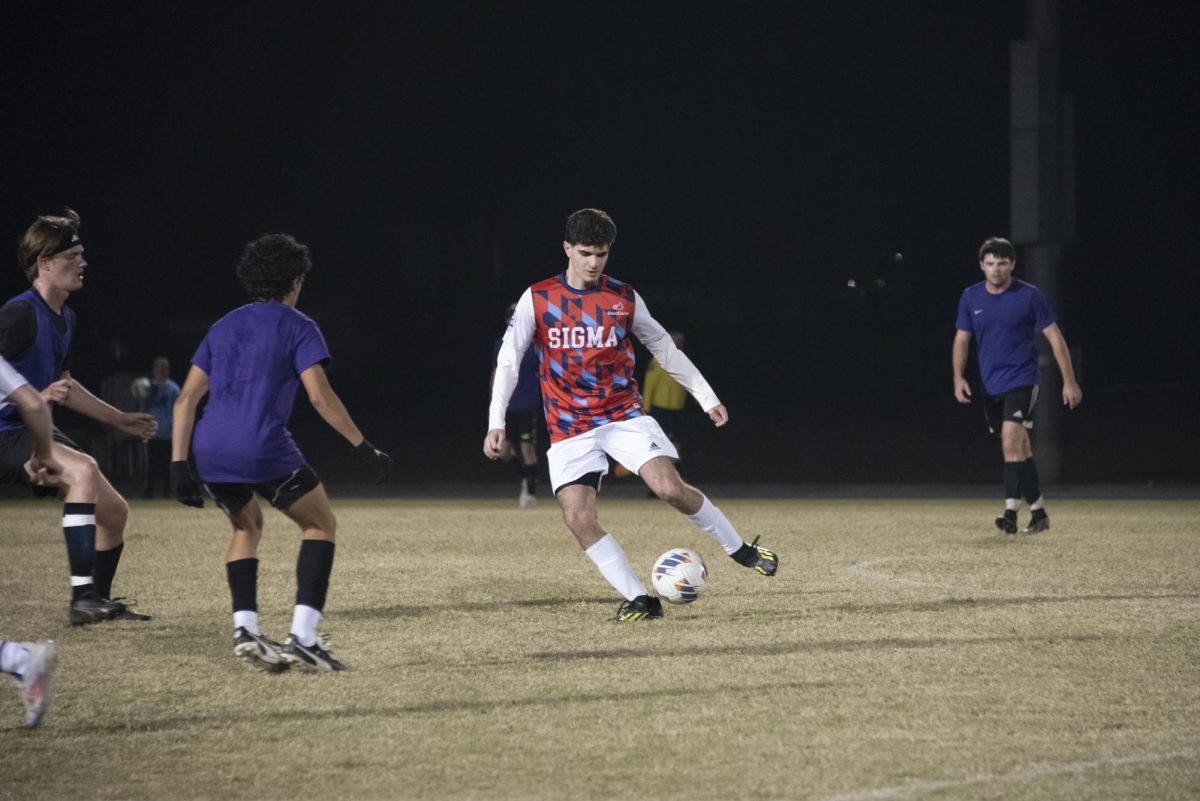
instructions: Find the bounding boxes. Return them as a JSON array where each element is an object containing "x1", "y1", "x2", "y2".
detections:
[
  {"x1": 956, "y1": 279, "x2": 1056, "y2": 396},
  {"x1": 192, "y1": 302, "x2": 331, "y2": 483}
]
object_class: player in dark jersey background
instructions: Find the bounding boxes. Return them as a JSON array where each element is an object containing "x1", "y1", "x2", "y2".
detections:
[
  {"x1": 491, "y1": 303, "x2": 543, "y2": 508},
  {"x1": 0, "y1": 208, "x2": 156, "y2": 624},
  {"x1": 953, "y1": 236, "x2": 1083, "y2": 534},
  {"x1": 485, "y1": 208, "x2": 778, "y2": 621},
  {"x1": 170, "y1": 233, "x2": 392, "y2": 672}
]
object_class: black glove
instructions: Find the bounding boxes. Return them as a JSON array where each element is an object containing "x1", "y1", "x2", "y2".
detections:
[
  {"x1": 171, "y1": 461, "x2": 205, "y2": 508},
  {"x1": 355, "y1": 440, "x2": 393, "y2": 485}
]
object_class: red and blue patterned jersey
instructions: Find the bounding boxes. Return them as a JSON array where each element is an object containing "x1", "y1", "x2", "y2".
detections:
[{"x1": 530, "y1": 273, "x2": 643, "y2": 442}]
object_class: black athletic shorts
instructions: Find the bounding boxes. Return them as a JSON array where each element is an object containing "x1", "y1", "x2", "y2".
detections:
[
  {"x1": 505, "y1": 409, "x2": 539, "y2": 446},
  {"x1": 204, "y1": 463, "x2": 321, "y2": 516},
  {"x1": 0, "y1": 426, "x2": 83, "y2": 495},
  {"x1": 983, "y1": 385, "x2": 1039, "y2": 435}
]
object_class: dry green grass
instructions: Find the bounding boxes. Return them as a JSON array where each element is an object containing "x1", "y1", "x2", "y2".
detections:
[{"x1": 1, "y1": 497, "x2": 1198, "y2": 800}]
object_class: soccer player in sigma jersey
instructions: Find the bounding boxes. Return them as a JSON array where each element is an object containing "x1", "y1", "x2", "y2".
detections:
[
  {"x1": 953, "y1": 237, "x2": 1083, "y2": 534},
  {"x1": 484, "y1": 208, "x2": 778, "y2": 621},
  {"x1": 171, "y1": 233, "x2": 392, "y2": 672},
  {"x1": 0, "y1": 208, "x2": 156, "y2": 624}
]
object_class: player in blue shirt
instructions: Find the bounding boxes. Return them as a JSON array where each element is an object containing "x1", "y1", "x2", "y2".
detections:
[
  {"x1": 170, "y1": 233, "x2": 392, "y2": 672},
  {"x1": 0, "y1": 208, "x2": 157, "y2": 624},
  {"x1": 491, "y1": 303, "x2": 543, "y2": 508},
  {"x1": 141, "y1": 356, "x2": 181, "y2": 499},
  {"x1": 953, "y1": 237, "x2": 1083, "y2": 534}
]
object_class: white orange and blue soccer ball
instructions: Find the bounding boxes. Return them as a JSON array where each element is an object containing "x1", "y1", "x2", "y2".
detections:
[{"x1": 651, "y1": 548, "x2": 708, "y2": 604}]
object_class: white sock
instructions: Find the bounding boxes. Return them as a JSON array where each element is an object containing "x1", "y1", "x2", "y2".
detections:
[
  {"x1": 291, "y1": 605, "x2": 322, "y2": 647},
  {"x1": 0, "y1": 641, "x2": 30, "y2": 678},
  {"x1": 585, "y1": 534, "x2": 647, "y2": 601},
  {"x1": 233, "y1": 610, "x2": 259, "y2": 635},
  {"x1": 1030, "y1": 495, "x2": 1045, "y2": 511},
  {"x1": 687, "y1": 496, "x2": 744, "y2": 555},
  {"x1": 1005, "y1": 498, "x2": 1020, "y2": 511}
]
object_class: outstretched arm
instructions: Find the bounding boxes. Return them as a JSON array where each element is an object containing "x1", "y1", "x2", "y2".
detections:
[
  {"x1": 486, "y1": 291, "x2": 535, "y2": 457},
  {"x1": 1042, "y1": 323, "x2": 1083, "y2": 409},
  {"x1": 300, "y1": 363, "x2": 365, "y2": 446},
  {"x1": 952, "y1": 329, "x2": 973, "y2": 403},
  {"x1": 58, "y1": 371, "x2": 158, "y2": 439},
  {"x1": 170, "y1": 365, "x2": 209, "y2": 507},
  {"x1": 171, "y1": 366, "x2": 209, "y2": 461},
  {"x1": 629, "y1": 292, "x2": 726, "y2": 426}
]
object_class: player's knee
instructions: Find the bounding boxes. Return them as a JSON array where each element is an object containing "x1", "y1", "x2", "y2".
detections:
[
  {"x1": 62, "y1": 453, "x2": 100, "y2": 493},
  {"x1": 99, "y1": 495, "x2": 129, "y2": 531},
  {"x1": 561, "y1": 507, "x2": 595, "y2": 536}
]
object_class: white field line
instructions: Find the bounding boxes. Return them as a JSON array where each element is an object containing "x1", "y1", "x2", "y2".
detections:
[{"x1": 817, "y1": 748, "x2": 1200, "y2": 801}]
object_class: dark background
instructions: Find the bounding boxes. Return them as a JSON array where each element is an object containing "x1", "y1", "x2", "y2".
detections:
[{"x1": 2, "y1": 2, "x2": 1197, "y2": 488}]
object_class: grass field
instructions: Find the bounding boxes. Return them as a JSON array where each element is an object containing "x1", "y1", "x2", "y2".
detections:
[{"x1": 1, "y1": 496, "x2": 1198, "y2": 800}]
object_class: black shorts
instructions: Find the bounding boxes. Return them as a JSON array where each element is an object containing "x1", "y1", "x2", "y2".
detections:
[
  {"x1": 0, "y1": 426, "x2": 83, "y2": 495},
  {"x1": 204, "y1": 463, "x2": 321, "y2": 516},
  {"x1": 983, "y1": 385, "x2": 1039, "y2": 435},
  {"x1": 505, "y1": 409, "x2": 540, "y2": 446}
]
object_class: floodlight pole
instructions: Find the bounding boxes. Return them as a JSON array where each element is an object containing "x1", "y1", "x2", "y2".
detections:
[{"x1": 1011, "y1": 0, "x2": 1075, "y2": 482}]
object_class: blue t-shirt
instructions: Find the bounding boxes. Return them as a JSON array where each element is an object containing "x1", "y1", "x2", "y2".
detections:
[
  {"x1": 145, "y1": 379, "x2": 180, "y2": 441},
  {"x1": 493, "y1": 337, "x2": 541, "y2": 413},
  {"x1": 192, "y1": 302, "x2": 331, "y2": 483},
  {"x1": 956, "y1": 279, "x2": 1056, "y2": 396},
  {"x1": 0, "y1": 289, "x2": 73, "y2": 433}
]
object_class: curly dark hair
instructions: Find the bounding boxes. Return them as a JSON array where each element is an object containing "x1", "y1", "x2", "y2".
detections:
[
  {"x1": 978, "y1": 237, "x2": 1016, "y2": 262},
  {"x1": 19, "y1": 207, "x2": 82, "y2": 282},
  {"x1": 236, "y1": 233, "x2": 313, "y2": 301},
  {"x1": 565, "y1": 208, "x2": 617, "y2": 247}
]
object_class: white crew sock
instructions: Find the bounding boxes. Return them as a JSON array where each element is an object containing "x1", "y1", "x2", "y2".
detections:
[
  {"x1": 1029, "y1": 495, "x2": 1045, "y2": 511},
  {"x1": 291, "y1": 605, "x2": 322, "y2": 647},
  {"x1": 585, "y1": 534, "x2": 647, "y2": 601},
  {"x1": 1005, "y1": 498, "x2": 1020, "y2": 511},
  {"x1": 687, "y1": 496, "x2": 744, "y2": 555},
  {"x1": 0, "y1": 641, "x2": 30, "y2": 679},
  {"x1": 233, "y1": 610, "x2": 259, "y2": 635}
]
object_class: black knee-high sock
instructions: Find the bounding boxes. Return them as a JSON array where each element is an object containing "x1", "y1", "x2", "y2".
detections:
[
  {"x1": 1022, "y1": 457, "x2": 1043, "y2": 508},
  {"x1": 226, "y1": 558, "x2": 259, "y2": 613},
  {"x1": 295, "y1": 540, "x2": 335, "y2": 612},
  {"x1": 63, "y1": 503, "x2": 97, "y2": 601},
  {"x1": 521, "y1": 461, "x2": 537, "y2": 493},
  {"x1": 1003, "y1": 462, "x2": 1021, "y2": 508},
  {"x1": 93, "y1": 542, "x2": 124, "y2": 599}
]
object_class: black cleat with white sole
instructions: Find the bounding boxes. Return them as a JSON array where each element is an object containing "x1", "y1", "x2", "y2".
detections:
[
  {"x1": 280, "y1": 633, "x2": 346, "y2": 671},
  {"x1": 234, "y1": 627, "x2": 287, "y2": 672}
]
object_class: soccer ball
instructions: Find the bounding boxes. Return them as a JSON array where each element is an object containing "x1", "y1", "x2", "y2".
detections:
[
  {"x1": 651, "y1": 548, "x2": 708, "y2": 604},
  {"x1": 130, "y1": 377, "x2": 152, "y2": 400}
]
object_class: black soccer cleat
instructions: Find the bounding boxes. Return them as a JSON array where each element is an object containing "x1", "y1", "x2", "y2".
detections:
[
  {"x1": 233, "y1": 627, "x2": 287, "y2": 672},
  {"x1": 69, "y1": 595, "x2": 131, "y2": 626},
  {"x1": 102, "y1": 597, "x2": 152, "y2": 621},
  {"x1": 733, "y1": 536, "x2": 779, "y2": 576},
  {"x1": 610, "y1": 594, "x2": 664, "y2": 622},
  {"x1": 279, "y1": 633, "x2": 346, "y2": 671},
  {"x1": 994, "y1": 510, "x2": 1018, "y2": 535},
  {"x1": 746, "y1": 536, "x2": 778, "y2": 576},
  {"x1": 1022, "y1": 510, "x2": 1050, "y2": 534}
]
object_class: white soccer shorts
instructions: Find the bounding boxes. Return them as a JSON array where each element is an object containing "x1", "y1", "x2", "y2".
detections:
[{"x1": 546, "y1": 415, "x2": 679, "y2": 493}]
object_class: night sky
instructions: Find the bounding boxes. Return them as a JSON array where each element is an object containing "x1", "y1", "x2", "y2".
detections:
[{"x1": 3, "y1": 2, "x2": 1197, "y2": 484}]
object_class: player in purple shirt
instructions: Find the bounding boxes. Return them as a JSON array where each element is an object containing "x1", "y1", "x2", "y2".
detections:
[
  {"x1": 953, "y1": 237, "x2": 1083, "y2": 534},
  {"x1": 170, "y1": 234, "x2": 392, "y2": 672}
]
